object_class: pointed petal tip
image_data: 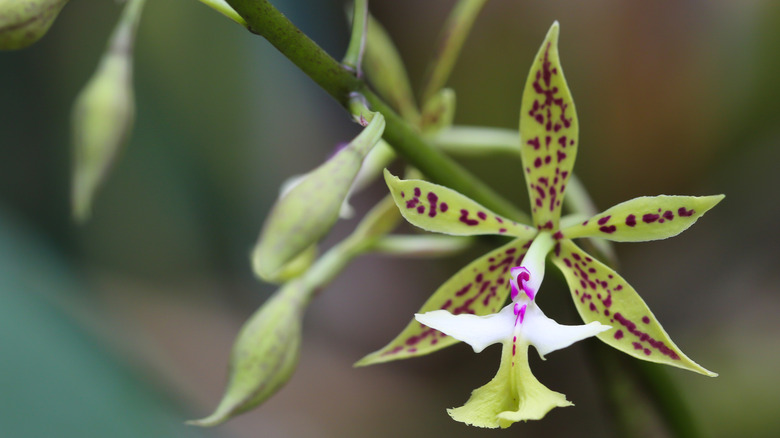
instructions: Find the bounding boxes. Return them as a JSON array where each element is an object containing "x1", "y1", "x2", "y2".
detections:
[
  {"x1": 382, "y1": 167, "x2": 396, "y2": 182},
  {"x1": 547, "y1": 21, "x2": 560, "y2": 40}
]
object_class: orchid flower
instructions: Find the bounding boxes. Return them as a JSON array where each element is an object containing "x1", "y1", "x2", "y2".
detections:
[
  {"x1": 416, "y1": 232, "x2": 610, "y2": 427},
  {"x1": 357, "y1": 22, "x2": 722, "y2": 426}
]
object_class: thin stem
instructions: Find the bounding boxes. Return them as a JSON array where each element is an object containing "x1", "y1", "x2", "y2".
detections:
[
  {"x1": 363, "y1": 12, "x2": 420, "y2": 123},
  {"x1": 433, "y1": 125, "x2": 522, "y2": 156},
  {"x1": 342, "y1": 0, "x2": 368, "y2": 76},
  {"x1": 224, "y1": 0, "x2": 529, "y2": 224},
  {"x1": 420, "y1": 0, "x2": 488, "y2": 105}
]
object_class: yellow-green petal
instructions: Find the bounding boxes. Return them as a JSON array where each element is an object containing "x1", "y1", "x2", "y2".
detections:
[
  {"x1": 355, "y1": 237, "x2": 533, "y2": 365},
  {"x1": 519, "y1": 21, "x2": 578, "y2": 230},
  {"x1": 448, "y1": 341, "x2": 571, "y2": 428},
  {"x1": 384, "y1": 169, "x2": 536, "y2": 238},
  {"x1": 551, "y1": 239, "x2": 716, "y2": 376},
  {"x1": 561, "y1": 195, "x2": 724, "y2": 242}
]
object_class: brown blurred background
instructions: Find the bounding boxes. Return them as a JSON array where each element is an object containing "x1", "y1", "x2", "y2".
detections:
[{"x1": 1, "y1": 0, "x2": 778, "y2": 437}]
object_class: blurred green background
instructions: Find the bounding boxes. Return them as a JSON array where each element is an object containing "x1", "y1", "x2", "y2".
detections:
[{"x1": 1, "y1": 0, "x2": 778, "y2": 437}]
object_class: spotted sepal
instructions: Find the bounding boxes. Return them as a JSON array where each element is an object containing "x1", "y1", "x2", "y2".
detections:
[
  {"x1": 551, "y1": 239, "x2": 716, "y2": 376},
  {"x1": 355, "y1": 237, "x2": 533, "y2": 366},
  {"x1": 561, "y1": 195, "x2": 724, "y2": 242},
  {"x1": 519, "y1": 22, "x2": 578, "y2": 231},
  {"x1": 384, "y1": 169, "x2": 535, "y2": 238}
]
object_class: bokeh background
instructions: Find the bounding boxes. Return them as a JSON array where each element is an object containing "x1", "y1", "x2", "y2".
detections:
[{"x1": 1, "y1": 0, "x2": 778, "y2": 437}]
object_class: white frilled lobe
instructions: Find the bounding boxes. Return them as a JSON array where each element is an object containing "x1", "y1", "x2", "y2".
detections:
[{"x1": 414, "y1": 232, "x2": 610, "y2": 427}]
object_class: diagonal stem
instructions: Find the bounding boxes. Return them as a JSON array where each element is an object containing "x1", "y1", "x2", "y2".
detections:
[{"x1": 224, "y1": 0, "x2": 530, "y2": 224}]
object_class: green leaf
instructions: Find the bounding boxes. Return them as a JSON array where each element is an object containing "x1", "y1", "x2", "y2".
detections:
[
  {"x1": 551, "y1": 239, "x2": 716, "y2": 376},
  {"x1": 519, "y1": 21, "x2": 578, "y2": 230},
  {"x1": 188, "y1": 281, "x2": 307, "y2": 427},
  {"x1": 383, "y1": 169, "x2": 536, "y2": 238},
  {"x1": 355, "y1": 237, "x2": 533, "y2": 365},
  {"x1": 561, "y1": 195, "x2": 725, "y2": 242},
  {"x1": 448, "y1": 342, "x2": 570, "y2": 428},
  {"x1": 253, "y1": 113, "x2": 385, "y2": 282}
]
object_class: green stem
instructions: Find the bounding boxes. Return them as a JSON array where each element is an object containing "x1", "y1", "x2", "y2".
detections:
[
  {"x1": 224, "y1": 0, "x2": 529, "y2": 224},
  {"x1": 420, "y1": 0, "x2": 488, "y2": 105},
  {"x1": 342, "y1": 0, "x2": 368, "y2": 76},
  {"x1": 433, "y1": 125, "x2": 522, "y2": 156}
]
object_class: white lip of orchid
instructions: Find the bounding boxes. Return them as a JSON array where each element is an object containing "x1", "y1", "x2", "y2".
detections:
[{"x1": 415, "y1": 232, "x2": 610, "y2": 359}]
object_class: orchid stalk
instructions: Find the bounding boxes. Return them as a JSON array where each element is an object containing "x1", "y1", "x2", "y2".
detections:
[{"x1": 358, "y1": 22, "x2": 722, "y2": 427}]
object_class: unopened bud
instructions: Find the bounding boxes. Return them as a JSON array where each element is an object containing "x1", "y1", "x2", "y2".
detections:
[
  {"x1": 188, "y1": 281, "x2": 307, "y2": 426},
  {"x1": 0, "y1": 0, "x2": 68, "y2": 50},
  {"x1": 420, "y1": 87, "x2": 455, "y2": 135},
  {"x1": 71, "y1": 0, "x2": 145, "y2": 222},
  {"x1": 252, "y1": 112, "x2": 385, "y2": 282}
]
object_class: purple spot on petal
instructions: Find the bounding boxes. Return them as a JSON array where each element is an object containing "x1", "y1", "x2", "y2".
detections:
[
  {"x1": 643, "y1": 213, "x2": 660, "y2": 224},
  {"x1": 598, "y1": 215, "x2": 612, "y2": 225},
  {"x1": 459, "y1": 209, "x2": 479, "y2": 226},
  {"x1": 440, "y1": 202, "x2": 448, "y2": 212},
  {"x1": 678, "y1": 207, "x2": 695, "y2": 217},
  {"x1": 614, "y1": 330, "x2": 624, "y2": 340},
  {"x1": 427, "y1": 192, "x2": 439, "y2": 217},
  {"x1": 625, "y1": 214, "x2": 636, "y2": 227}
]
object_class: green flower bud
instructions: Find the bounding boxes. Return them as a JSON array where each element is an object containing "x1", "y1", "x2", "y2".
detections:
[
  {"x1": 362, "y1": 13, "x2": 419, "y2": 123},
  {"x1": 252, "y1": 112, "x2": 385, "y2": 282},
  {"x1": 253, "y1": 244, "x2": 317, "y2": 283},
  {"x1": 420, "y1": 87, "x2": 456, "y2": 135},
  {"x1": 71, "y1": 0, "x2": 145, "y2": 222},
  {"x1": 188, "y1": 281, "x2": 307, "y2": 427},
  {"x1": 0, "y1": 0, "x2": 68, "y2": 50}
]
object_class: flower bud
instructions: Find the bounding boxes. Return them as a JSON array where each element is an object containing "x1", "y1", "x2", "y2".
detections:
[
  {"x1": 0, "y1": 0, "x2": 68, "y2": 50},
  {"x1": 71, "y1": 0, "x2": 145, "y2": 222},
  {"x1": 252, "y1": 112, "x2": 385, "y2": 282},
  {"x1": 420, "y1": 87, "x2": 455, "y2": 135},
  {"x1": 188, "y1": 281, "x2": 307, "y2": 426}
]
